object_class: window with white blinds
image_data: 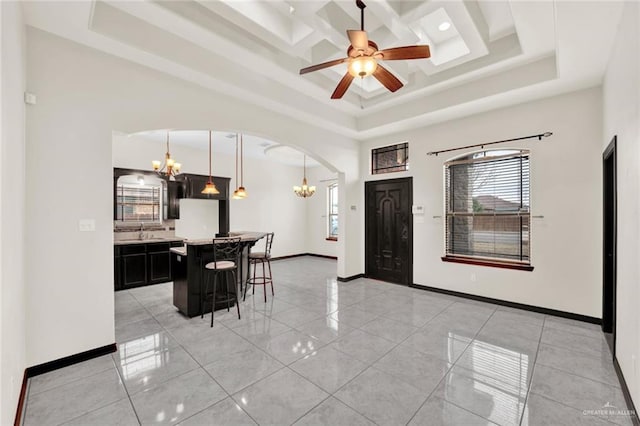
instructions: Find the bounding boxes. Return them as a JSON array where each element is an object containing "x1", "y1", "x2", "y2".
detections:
[
  {"x1": 115, "y1": 185, "x2": 162, "y2": 222},
  {"x1": 444, "y1": 149, "x2": 530, "y2": 264}
]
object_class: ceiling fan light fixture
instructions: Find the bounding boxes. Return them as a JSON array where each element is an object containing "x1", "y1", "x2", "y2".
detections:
[{"x1": 348, "y1": 56, "x2": 377, "y2": 78}]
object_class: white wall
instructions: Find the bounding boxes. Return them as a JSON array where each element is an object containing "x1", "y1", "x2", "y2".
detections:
[
  {"x1": 174, "y1": 199, "x2": 219, "y2": 240},
  {"x1": 112, "y1": 133, "x2": 309, "y2": 257},
  {"x1": 603, "y1": 1, "x2": 640, "y2": 409},
  {"x1": 0, "y1": 2, "x2": 26, "y2": 424},
  {"x1": 361, "y1": 87, "x2": 603, "y2": 317},
  {"x1": 304, "y1": 166, "x2": 338, "y2": 258},
  {"x1": 25, "y1": 28, "x2": 358, "y2": 366}
]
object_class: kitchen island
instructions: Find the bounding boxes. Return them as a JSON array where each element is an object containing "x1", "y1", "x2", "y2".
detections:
[{"x1": 171, "y1": 232, "x2": 267, "y2": 317}]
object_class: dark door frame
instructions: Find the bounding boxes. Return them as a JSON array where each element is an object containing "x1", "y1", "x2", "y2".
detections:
[
  {"x1": 602, "y1": 135, "x2": 617, "y2": 357},
  {"x1": 364, "y1": 177, "x2": 413, "y2": 285}
]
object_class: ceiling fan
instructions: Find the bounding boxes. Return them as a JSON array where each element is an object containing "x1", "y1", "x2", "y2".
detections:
[{"x1": 299, "y1": 0, "x2": 431, "y2": 99}]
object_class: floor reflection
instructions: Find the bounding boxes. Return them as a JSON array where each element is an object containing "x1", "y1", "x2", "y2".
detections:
[{"x1": 117, "y1": 333, "x2": 172, "y2": 380}]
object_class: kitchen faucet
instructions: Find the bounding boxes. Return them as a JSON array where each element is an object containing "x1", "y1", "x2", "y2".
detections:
[{"x1": 139, "y1": 223, "x2": 145, "y2": 240}]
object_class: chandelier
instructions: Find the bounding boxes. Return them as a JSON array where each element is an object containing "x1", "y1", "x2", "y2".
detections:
[
  {"x1": 293, "y1": 155, "x2": 316, "y2": 198},
  {"x1": 152, "y1": 131, "x2": 181, "y2": 177}
]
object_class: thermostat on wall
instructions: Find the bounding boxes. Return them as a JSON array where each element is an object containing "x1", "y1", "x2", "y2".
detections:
[{"x1": 412, "y1": 205, "x2": 424, "y2": 215}]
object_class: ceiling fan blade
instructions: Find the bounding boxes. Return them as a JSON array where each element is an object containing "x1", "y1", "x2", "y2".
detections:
[
  {"x1": 375, "y1": 45, "x2": 431, "y2": 60},
  {"x1": 372, "y1": 64, "x2": 403, "y2": 92},
  {"x1": 300, "y1": 57, "x2": 348, "y2": 75},
  {"x1": 347, "y1": 29, "x2": 369, "y2": 52},
  {"x1": 331, "y1": 73, "x2": 355, "y2": 99}
]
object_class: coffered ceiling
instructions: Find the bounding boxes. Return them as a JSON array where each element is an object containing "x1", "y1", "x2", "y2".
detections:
[{"x1": 23, "y1": 1, "x2": 624, "y2": 140}]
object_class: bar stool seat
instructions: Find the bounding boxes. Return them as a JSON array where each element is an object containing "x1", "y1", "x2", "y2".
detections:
[
  {"x1": 201, "y1": 237, "x2": 241, "y2": 327},
  {"x1": 244, "y1": 233, "x2": 274, "y2": 303},
  {"x1": 248, "y1": 252, "x2": 270, "y2": 259},
  {"x1": 205, "y1": 260, "x2": 236, "y2": 270}
]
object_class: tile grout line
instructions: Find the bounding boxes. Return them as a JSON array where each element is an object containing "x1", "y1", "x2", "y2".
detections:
[
  {"x1": 517, "y1": 313, "x2": 546, "y2": 426},
  {"x1": 93, "y1": 354, "x2": 141, "y2": 426},
  {"x1": 404, "y1": 304, "x2": 499, "y2": 425}
]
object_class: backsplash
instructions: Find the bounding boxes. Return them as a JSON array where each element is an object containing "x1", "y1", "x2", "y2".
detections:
[{"x1": 113, "y1": 220, "x2": 177, "y2": 241}]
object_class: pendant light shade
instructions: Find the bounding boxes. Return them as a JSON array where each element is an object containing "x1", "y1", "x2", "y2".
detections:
[
  {"x1": 201, "y1": 130, "x2": 220, "y2": 195},
  {"x1": 293, "y1": 155, "x2": 316, "y2": 198},
  {"x1": 232, "y1": 133, "x2": 247, "y2": 199}
]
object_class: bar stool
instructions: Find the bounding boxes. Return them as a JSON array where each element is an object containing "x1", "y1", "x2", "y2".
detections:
[
  {"x1": 244, "y1": 233, "x2": 274, "y2": 302},
  {"x1": 201, "y1": 237, "x2": 241, "y2": 327}
]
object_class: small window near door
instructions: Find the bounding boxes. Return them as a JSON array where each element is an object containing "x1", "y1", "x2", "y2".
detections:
[
  {"x1": 372, "y1": 142, "x2": 409, "y2": 174},
  {"x1": 327, "y1": 183, "x2": 338, "y2": 241},
  {"x1": 442, "y1": 149, "x2": 532, "y2": 271}
]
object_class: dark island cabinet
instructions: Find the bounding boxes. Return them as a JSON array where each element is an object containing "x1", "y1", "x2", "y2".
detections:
[{"x1": 115, "y1": 241, "x2": 183, "y2": 291}]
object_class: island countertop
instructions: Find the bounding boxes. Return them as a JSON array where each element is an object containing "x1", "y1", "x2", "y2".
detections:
[{"x1": 183, "y1": 231, "x2": 267, "y2": 246}]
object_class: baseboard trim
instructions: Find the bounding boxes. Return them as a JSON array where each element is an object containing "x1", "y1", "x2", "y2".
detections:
[
  {"x1": 337, "y1": 273, "x2": 365, "y2": 282},
  {"x1": 25, "y1": 343, "x2": 117, "y2": 378},
  {"x1": 306, "y1": 253, "x2": 338, "y2": 260},
  {"x1": 613, "y1": 357, "x2": 639, "y2": 425},
  {"x1": 13, "y1": 370, "x2": 28, "y2": 426},
  {"x1": 411, "y1": 283, "x2": 601, "y2": 324},
  {"x1": 14, "y1": 343, "x2": 116, "y2": 426},
  {"x1": 271, "y1": 253, "x2": 338, "y2": 261}
]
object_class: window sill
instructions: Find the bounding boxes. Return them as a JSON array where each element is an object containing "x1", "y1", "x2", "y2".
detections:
[
  {"x1": 441, "y1": 256, "x2": 534, "y2": 271},
  {"x1": 326, "y1": 237, "x2": 338, "y2": 242}
]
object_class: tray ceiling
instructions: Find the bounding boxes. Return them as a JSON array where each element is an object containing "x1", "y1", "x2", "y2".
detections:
[{"x1": 23, "y1": 1, "x2": 624, "y2": 140}]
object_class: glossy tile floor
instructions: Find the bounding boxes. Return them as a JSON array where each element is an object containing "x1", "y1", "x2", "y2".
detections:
[{"x1": 22, "y1": 257, "x2": 635, "y2": 426}]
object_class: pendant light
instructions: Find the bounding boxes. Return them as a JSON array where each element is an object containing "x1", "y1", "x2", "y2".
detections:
[
  {"x1": 201, "y1": 130, "x2": 220, "y2": 195},
  {"x1": 293, "y1": 154, "x2": 316, "y2": 198},
  {"x1": 152, "y1": 131, "x2": 182, "y2": 177},
  {"x1": 232, "y1": 133, "x2": 247, "y2": 199}
]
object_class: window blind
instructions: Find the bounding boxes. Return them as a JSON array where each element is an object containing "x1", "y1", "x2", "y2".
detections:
[
  {"x1": 116, "y1": 185, "x2": 161, "y2": 222},
  {"x1": 445, "y1": 150, "x2": 530, "y2": 263}
]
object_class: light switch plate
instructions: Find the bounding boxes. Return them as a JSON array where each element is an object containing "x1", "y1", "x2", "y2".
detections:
[{"x1": 78, "y1": 219, "x2": 95, "y2": 232}]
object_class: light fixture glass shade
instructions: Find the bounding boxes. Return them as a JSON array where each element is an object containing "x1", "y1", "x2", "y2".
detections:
[
  {"x1": 152, "y1": 160, "x2": 161, "y2": 171},
  {"x1": 234, "y1": 186, "x2": 248, "y2": 200},
  {"x1": 173, "y1": 163, "x2": 181, "y2": 172},
  {"x1": 201, "y1": 180, "x2": 219, "y2": 195},
  {"x1": 348, "y1": 56, "x2": 377, "y2": 77}
]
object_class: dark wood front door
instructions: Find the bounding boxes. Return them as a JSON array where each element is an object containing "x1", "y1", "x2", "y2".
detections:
[{"x1": 365, "y1": 178, "x2": 413, "y2": 285}]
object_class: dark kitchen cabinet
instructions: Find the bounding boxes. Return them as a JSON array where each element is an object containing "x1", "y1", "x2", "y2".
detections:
[
  {"x1": 165, "y1": 180, "x2": 183, "y2": 220},
  {"x1": 177, "y1": 174, "x2": 229, "y2": 200},
  {"x1": 148, "y1": 242, "x2": 171, "y2": 284},
  {"x1": 114, "y1": 241, "x2": 184, "y2": 291},
  {"x1": 121, "y1": 244, "x2": 147, "y2": 288},
  {"x1": 114, "y1": 246, "x2": 122, "y2": 291}
]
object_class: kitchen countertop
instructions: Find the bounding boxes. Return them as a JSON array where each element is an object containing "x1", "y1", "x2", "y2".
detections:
[
  {"x1": 114, "y1": 237, "x2": 185, "y2": 246},
  {"x1": 184, "y1": 231, "x2": 267, "y2": 246},
  {"x1": 170, "y1": 246, "x2": 187, "y2": 256}
]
